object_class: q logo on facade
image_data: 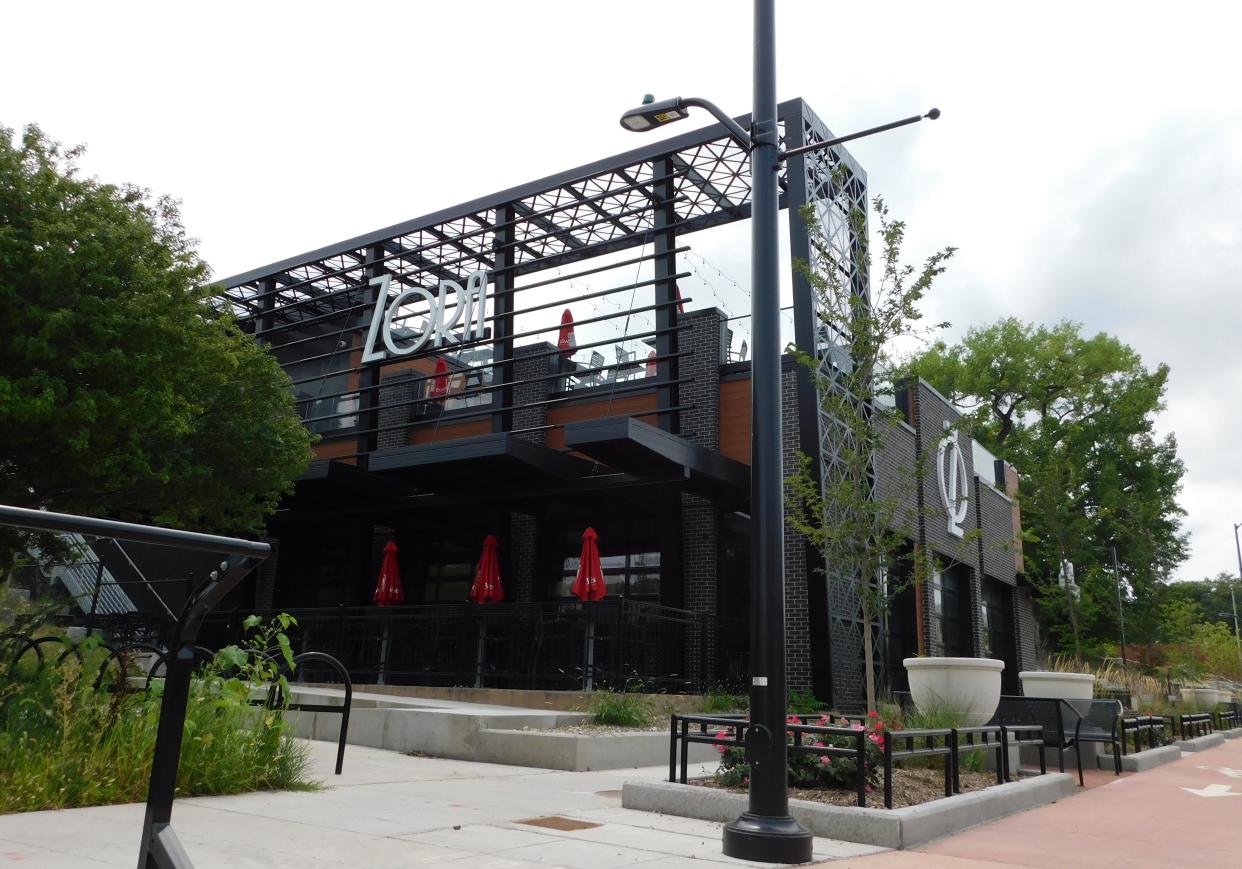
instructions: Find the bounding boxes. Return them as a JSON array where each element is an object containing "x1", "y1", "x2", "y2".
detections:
[
  {"x1": 361, "y1": 270, "x2": 490, "y2": 364},
  {"x1": 936, "y1": 421, "x2": 969, "y2": 538}
]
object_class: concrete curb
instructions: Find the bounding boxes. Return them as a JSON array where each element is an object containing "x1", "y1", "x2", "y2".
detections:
[
  {"x1": 1097, "y1": 745, "x2": 1180, "y2": 772},
  {"x1": 1175, "y1": 733, "x2": 1226, "y2": 752},
  {"x1": 621, "y1": 774, "x2": 1077, "y2": 849},
  {"x1": 1223, "y1": 728, "x2": 1242, "y2": 740},
  {"x1": 476, "y1": 728, "x2": 716, "y2": 771}
]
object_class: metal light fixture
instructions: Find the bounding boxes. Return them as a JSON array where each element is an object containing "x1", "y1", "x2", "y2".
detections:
[{"x1": 619, "y1": 95, "x2": 691, "y2": 133}]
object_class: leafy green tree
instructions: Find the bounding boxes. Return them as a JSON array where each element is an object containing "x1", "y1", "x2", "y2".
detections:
[
  {"x1": 0, "y1": 125, "x2": 312, "y2": 560},
  {"x1": 786, "y1": 194, "x2": 956, "y2": 712},
  {"x1": 906, "y1": 319, "x2": 1188, "y2": 663}
]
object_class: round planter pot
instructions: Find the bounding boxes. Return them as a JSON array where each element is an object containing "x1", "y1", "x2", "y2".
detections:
[
  {"x1": 903, "y1": 657, "x2": 1005, "y2": 726},
  {"x1": 1180, "y1": 687, "x2": 1217, "y2": 707},
  {"x1": 1019, "y1": 671, "x2": 1096, "y2": 701}
]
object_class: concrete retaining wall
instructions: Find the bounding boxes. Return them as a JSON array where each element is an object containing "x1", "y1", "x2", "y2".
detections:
[
  {"x1": 1098, "y1": 745, "x2": 1180, "y2": 772},
  {"x1": 621, "y1": 774, "x2": 1077, "y2": 849},
  {"x1": 476, "y1": 729, "x2": 716, "y2": 771},
  {"x1": 1175, "y1": 733, "x2": 1226, "y2": 752}
]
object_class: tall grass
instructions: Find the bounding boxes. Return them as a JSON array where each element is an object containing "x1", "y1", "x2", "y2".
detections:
[
  {"x1": 589, "y1": 688, "x2": 653, "y2": 727},
  {"x1": 0, "y1": 619, "x2": 314, "y2": 815}
]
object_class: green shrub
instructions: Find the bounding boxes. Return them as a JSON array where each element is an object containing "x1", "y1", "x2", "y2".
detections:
[
  {"x1": 787, "y1": 688, "x2": 829, "y2": 715},
  {"x1": 0, "y1": 614, "x2": 314, "y2": 814},
  {"x1": 713, "y1": 713, "x2": 884, "y2": 793},
  {"x1": 701, "y1": 688, "x2": 748, "y2": 714},
  {"x1": 589, "y1": 688, "x2": 653, "y2": 727}
]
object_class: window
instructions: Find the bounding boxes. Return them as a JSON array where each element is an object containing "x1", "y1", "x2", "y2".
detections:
[{"x1": 549, "y1": 518, "x2": 661, "y2": 600}]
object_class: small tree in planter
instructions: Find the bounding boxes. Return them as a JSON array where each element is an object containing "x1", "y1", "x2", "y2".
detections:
[{"x1": 786, "y1": 189, "x2": 957, "y2": 714}]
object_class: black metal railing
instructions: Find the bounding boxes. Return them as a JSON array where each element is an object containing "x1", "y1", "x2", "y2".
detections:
[
  {"x1": 667, "y1": 713, "x2": 1049, "y2": 810},
  {"x1": 1120, "y1": 715, "x2": 1169, "y2": 754},
  {"x1": 1216, "y1": 704, "x2": 1240, "y2": 732},
  {"x1": 191, "y1": 599, "x2": 707, "y2": 693},
  {"x1": 1176, "y1": 712, "x2": 1214, "y2": 740}
]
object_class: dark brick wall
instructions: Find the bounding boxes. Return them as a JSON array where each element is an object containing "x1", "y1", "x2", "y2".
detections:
[
  {"x1": 781, "y1": 363, "x2": 813, "y2": 693},
  {"x1": 377, "y1": 370, "x2": 418, "y2": 449},
  {"x1": 977, "y1": 484, "x2": 1019, "y2": 585},
  {"x1": 1014, "y1": 584, "x2": 1040, "y2": 672},
  {"x1": 253, "y1": 537, "x2": 280, "y2": 609},
  {"x1": 513, "y1": 343, "x2": 555, "y2": 444},
  {"x1": 678, "y1": 309, "x2": 725, "y2": 682},
  {"x1": 508, "y1": 512, "x2": 538, "y2": 603}
]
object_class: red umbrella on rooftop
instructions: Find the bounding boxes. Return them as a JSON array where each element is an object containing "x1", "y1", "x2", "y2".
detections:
[
  {"x1": 646, "y1": 350, "x2": 658, "y2": 378},
  {"x1": 428, "y1": 357, "x2": 450, "y2": 399},
  {"x1": 557, "y1": 309, "x2": 577, "y2": 356},
  {"x1": 469, "y1": 534, "x2": 504, "y2": 604}
]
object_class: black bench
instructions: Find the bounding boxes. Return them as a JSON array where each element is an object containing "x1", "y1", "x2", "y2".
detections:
[{"x1": 989, "y1": 695, "x2": 1122, "y2": 786}]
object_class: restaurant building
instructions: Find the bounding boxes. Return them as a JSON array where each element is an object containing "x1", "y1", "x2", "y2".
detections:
[{"x1": 214, "y1": 98, "x2": 1039, "y2": 708}]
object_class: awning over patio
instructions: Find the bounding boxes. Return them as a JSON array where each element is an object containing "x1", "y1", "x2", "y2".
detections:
[
  {"x1": 369, "y1": 433, "x2": 595, "y2": 492},
  {"x1": 563, "y1": 416, "x2": 748, "y2": 500}
]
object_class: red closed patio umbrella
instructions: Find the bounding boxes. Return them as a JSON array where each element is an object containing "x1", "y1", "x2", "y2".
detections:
[
  {"x1": 571, "y1": 527, "x2": 605, "y2": 602},
  {"x1": 372, "y1": 541, "x2": 404, "y2": 684},
  {"x1": 428, "y1": 357, "x2": 450, "y2": 399},
  {"x1": 469, "y1": 534, "x2": 503, "y2": 686},
  {"x1": 571, "y1": 527, "x2": 605, "y2": 690},
  {"x1": 469, "y1": 534, "x2": 504, "y2": 603},
  {"x1": 373, "y1": 541, "x2": 405, "y2": 606},
  {"x1": 557, "y1": 309, "x2": 577, "y2": 356},
  {"x1": 646, "y1": 350, "x2": 658, "y2": 378}
]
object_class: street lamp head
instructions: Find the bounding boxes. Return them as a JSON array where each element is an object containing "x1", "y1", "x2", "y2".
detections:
[
  {"x1": 926, "y1": 107, "x2": 941, "y2": 120},
  {"x1": 619, "y1": 96, "x2": 690, "y2": 133}
]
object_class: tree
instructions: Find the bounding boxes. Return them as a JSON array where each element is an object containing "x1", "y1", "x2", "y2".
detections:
[
  {"x1": 786, "y1": 193, "x2": 957, "y2": 712},
  {"x1": 906, "y1": 319, "x2": 1188, "y2": 663},
  {"x1": 0, "y1": 125, "x2": 312, "y2": 560}
]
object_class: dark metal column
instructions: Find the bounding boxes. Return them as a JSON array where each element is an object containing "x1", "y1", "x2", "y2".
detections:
[
  {"x1": 782, "y1": 105, "x2": 834, "y2": 704},
  {"x1": 492, "y1": 207, "x2": 515, "y2": 433},
  {"x1": 357, "y1": 244, "x2": 386, "y2": 467},
  {"x1": 722, "y1": 0, "x2": 813, "y2": 862},
  {"x1": 653, "y1": 155, "x2": 680, "y2": 433}
]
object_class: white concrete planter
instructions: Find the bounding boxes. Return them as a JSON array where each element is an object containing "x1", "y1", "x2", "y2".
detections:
[
  {"x1": 1019, "y1": 671, "x2": 1096, "y2": 701},
  {"x1": 1179, "y1": 687, "x2": 1218, "y2": 707},
  {"x1": 1212, "y1": 689, "x2": 1233, "y2": 706},
  {"x1": 903, "y1": 657, "x2": 1004, "y2": 726}
]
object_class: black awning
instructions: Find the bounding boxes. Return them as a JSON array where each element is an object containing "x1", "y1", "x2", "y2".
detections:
[
  {"x1": 369, "y1": 433, "x2": 595, "y2": 492},
  {"x1": 296, "y1": 459, "x2": 412, "y2": 499},
  {"x1": 563, "y1": 416, "x2": 748, "y2": 499}
]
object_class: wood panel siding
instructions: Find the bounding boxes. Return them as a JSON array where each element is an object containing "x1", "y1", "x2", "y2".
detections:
[
  {"x1": 312, "y1": 438, "x2": 357, "y2": 464},
  {"x1": 719, "y1": 378, "x2": 751, "y2": 464},
  {"x1": 410, "y1": 418, "x2": 493, "y2": 445},
  {"x1": 545, "y1": 393, "x2": 659, "y2": 450}
]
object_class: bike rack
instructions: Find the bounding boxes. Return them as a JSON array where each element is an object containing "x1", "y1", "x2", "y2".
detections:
[{"x1": 1, "y1": 504, "x2": 269, "y2": 869}]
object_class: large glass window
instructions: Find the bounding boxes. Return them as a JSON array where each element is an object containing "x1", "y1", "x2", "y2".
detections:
[{"x1": 932, "y1": 563, "x2": 971, "y2": 656}]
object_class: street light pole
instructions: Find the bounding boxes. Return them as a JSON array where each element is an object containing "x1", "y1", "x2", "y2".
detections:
[{"x1": 720, "y1": 0, "x2": 813, "y2": 862}]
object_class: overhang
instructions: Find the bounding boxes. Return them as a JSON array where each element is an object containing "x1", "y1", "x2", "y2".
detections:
[
  {"x1": 563, "y1": 416, "x2": 748, "y2": 500},
  {"x1": 369, "y1": 433, "x2": 595, "y2": 492}
]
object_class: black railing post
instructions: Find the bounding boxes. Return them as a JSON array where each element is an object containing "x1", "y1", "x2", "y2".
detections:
[
  {"x1": 883, "y1": 731, "x2": 893, "y2": 809},
  {"x1": 855, "y1": 729, "x2": 867, "y2": 807},
  {"x1": 86, "y1": 558, "x2": 105, "y2": 634},
  {"x1": 680, "y1": 716, "x2": 691, "y2": 784},
  {"x1": 950, "y1": 728, "x2": 961, "y2": 794},
  {"x1": 669, "y1": 714, "x2": 679, "y2": 783}
]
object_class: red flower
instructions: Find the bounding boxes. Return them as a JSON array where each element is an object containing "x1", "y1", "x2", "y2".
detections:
[{"x1": 868, "y1": 710, "x2": 879, "y2": 718}]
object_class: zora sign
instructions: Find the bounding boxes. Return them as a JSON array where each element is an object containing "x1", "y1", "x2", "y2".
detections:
[
  {"x1": 936, "y1": 421, "x2": 969, "y2": 538},
  {"x1": 361, "y1": 270, "x2": 490, "y2": 364}
]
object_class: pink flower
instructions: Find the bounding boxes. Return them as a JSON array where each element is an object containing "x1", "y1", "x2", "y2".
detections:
[
  {"x1": 819, "y1": 756, "x2": 832, "y2": 765},
  {"x1": 852, "y1": 723, "x2": 864, "y2": 731},
  {"x1": 786, "y1": 715, "x2": 801, "y2": 724},
  {"x1": 818, "y1": 714, "x2": 830, "y2": 725},
  {"x1": 714, "y1": 730, "x2": 731, "y2": 753},
  {"x1": 813, "y1": 740, "x2": 825, "y2": 748},
  {"x1": 865, "y1": 785, "x2": 873, "y2": 794},
  {"x1": 868, "y1": 711, "x2": 879, "y2": 718}
]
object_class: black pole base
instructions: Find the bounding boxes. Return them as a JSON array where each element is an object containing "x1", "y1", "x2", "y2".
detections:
[{"x1": 722, "y1": 812, "x2": 814, "y2": 864}]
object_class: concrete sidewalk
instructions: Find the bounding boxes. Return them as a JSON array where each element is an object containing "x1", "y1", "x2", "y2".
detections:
[{"x1": 0, "y1": 741, "x2": 885, "y2": 868}]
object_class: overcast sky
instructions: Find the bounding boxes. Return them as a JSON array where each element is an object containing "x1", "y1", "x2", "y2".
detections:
[{"x1": 5, "y1": 1, "x2": 1240, "y2": 584}]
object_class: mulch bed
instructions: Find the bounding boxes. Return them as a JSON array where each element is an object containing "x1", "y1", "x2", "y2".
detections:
[{"x1": 698, "y1": 767, "x2": 998, "y2": 809}]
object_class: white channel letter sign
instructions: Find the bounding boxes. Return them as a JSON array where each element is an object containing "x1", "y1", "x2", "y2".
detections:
[
  {"x1": 936, "y1": 421, "x2": 969, "y2": 538},
  {"x1": 360, "y1": 270, "x2": 490, "y2": 364}
]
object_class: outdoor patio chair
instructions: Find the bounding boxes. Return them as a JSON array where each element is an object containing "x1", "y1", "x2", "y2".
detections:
[{"x1": 1062, "y1": 698, "x2": 1123, "y2": 781}]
